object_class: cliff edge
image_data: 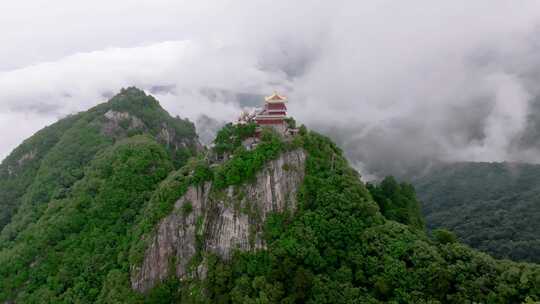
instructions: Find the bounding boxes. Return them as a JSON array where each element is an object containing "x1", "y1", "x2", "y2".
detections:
[{"x1": 132, "y1": 149, "x2": 306, "y2": 292}]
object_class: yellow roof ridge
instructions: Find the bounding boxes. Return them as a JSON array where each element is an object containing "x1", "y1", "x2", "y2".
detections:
[{"x1": 264, "y1": 91, "x2": 287, "y2": 102}]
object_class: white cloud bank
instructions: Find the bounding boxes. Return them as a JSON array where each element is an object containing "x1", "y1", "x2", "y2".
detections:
[
  {"x1": 2, "y1": 0, "x2": 540, "y2": 177},
  {"x1": 0, "y1": 40, "x2": 286, "y2": 159}
]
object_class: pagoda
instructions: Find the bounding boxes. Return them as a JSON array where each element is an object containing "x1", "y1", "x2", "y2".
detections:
[{"x1": 254, "y1": 91, "x2": 288, "y2": 132}]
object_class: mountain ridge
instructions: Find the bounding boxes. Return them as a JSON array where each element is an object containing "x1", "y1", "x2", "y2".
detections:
[
  {"x1": 0, "y1": 89, "x2": 538, "y2": 303},
  {"x1": 0, "y1": 87, "x2": 200, "y2": 243}
]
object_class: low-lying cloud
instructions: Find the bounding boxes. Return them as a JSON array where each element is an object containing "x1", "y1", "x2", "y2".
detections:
[{"x1": 2, "y1": 0, "x2": 540, "y2": 179}]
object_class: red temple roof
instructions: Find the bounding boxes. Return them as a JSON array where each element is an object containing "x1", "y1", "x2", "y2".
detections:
[{"x1": 267, "y1": 103, "x2": 287, "y2": 110}]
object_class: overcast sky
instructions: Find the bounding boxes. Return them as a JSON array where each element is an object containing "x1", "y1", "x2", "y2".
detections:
[{"x1": 2, "y1": 0, "x2": 540, "y2": 177}]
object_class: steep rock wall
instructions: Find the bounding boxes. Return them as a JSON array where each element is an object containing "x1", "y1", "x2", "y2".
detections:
[{"x1": 132, "y1": 149, "x2": 306, "y2": 292}]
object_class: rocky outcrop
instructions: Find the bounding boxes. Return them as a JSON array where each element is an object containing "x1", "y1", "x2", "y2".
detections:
[
  {"x1": 131, "y1": 149, "x2": 306, "y2": 293},
  {"x1": 17, "y1": 149, "x2": 37, "y2": 167},
  {"x1": 102, "y1": 110, "x2": 202, "y2": 153},
  {"x1": 102, "y1": 110, "x2": 144, "y2": 136}
]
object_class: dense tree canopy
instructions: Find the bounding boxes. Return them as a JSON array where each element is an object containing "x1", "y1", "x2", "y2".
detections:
[
  {"x1": 0, "y1": 136, "x2": 173, "y2": 302},
  {"x1": 0, "y1": 88, "x2": 199, "y2": 303},
  {"x1": 414, "y1": 162, "x2": 540, "y2": 263},
  {"x1": 213, "y1": 122, "x2": 257, "y2": 157},
  {"x1": 0, "y1": 113, "x2": 82, "y2": 231},
  {"x1": 367, "y1": 176, "x2": 425, "y2": 230}
]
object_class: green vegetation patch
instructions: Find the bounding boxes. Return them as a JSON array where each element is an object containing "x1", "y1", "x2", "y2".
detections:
[
  {"x1": 213, "y1": 122, "x2": 257, "y2": 156},
  {"x1": 213, "y1": 128, "x2": 290, "y2": 189},
  {"x1": 0, "y1": 113, "x2": 82, "y2": 232},
  {"x1": 415, "y1": 161, "x2": 540, "y2": 263},
  {"x1": 367, "y1": 176, "x2": 425, "y2": 230},
  {"x1": 0, "y1": 136, "x2": 173, "y2": 303},
  {"x1": 0, "y1": 88, "x2": 200, "y2": 303},
  {"x1": 181, "y1": 201, "x2": 194, "y2": 216},
  {"x1": 176, "y1": 131, "x2": 540, "y2": 304}
]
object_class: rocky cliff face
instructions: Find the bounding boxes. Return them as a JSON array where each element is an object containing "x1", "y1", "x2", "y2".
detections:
[{"x1": 131, "y1": 149, "x2": 306, "y2": 292}]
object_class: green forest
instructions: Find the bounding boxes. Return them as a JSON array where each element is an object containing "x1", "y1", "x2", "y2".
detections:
[
  {"x1": 0, "y1": 89, "x2": 538, "y2": 303},
  {"x1": 414, "y1": 162, "x2": 540, "y2": 263}
]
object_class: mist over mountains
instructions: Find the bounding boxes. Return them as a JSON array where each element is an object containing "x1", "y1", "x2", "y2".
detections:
[{"x1": 3, "y1": 1, "x2": 540, "y2": 178}]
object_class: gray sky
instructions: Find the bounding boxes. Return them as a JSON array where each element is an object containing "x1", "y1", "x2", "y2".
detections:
[{"x1": 2, "y1": 0, "x2": 540, "y2": 177}]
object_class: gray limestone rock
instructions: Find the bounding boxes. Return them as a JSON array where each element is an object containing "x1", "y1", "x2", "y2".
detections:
[{"x1": 131, "y1": 149, "x2": 306, "y2": 292}]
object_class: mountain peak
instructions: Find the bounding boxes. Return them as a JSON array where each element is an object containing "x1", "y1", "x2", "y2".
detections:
[{"x1": 102, "y1": 86, "x2": 161, "y2": 113}]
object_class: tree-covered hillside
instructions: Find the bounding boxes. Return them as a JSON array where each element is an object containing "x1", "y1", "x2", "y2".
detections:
[
  {"x1": 367, "y1": 176, "x2": 425, "y2": 231},
  {"x1": 0, "y1": 88, "x2": 198, "y2": 239},
  {"x1": 0, "y1": 136, "x2": 175, "y2": 302},
  {"x1": 169, "y1": 130, "x2": 538, "y2": 304},
  {"x1": 0, "y1": 93, "x2": 538, "y2": 303},
  {"x1": 0, "y1": 113, "x2": 82, "y2": 231},
  {"x1": 0, "y1": 88, "x2": 199, "y2": 302},
  {"x1": 414, "y1": 162, "x2": 540, "y2": 263}
]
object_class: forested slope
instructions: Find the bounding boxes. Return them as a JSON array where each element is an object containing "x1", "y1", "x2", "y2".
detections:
[
  {"x1": 0, "y1": 113, "x2": 82, "y2": 231},
  {"x1": 0, "y1": 87, "x2": 198, "y2": 240},
  {"x1": 414, "y1": 162, "x2": 540, "y2": 263},
  {"x1": 171, "y1": 131, "x2": 538, "y2": 304},
  {"x1": 0, "y1": 88, "x2": 200, "y2": 302}
]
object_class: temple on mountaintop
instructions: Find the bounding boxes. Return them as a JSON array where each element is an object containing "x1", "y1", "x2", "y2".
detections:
[
  {"x1": 254, "y1": 91, "x2": 288, "y2": 132},
  {"x1": 235, "y1": 91, "x2": 297, "y2": 141}
]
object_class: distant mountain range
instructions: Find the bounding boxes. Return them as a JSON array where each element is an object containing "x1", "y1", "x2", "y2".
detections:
[{"x1": 414, "y1": 161, "x2": 540, "y2": 263}]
